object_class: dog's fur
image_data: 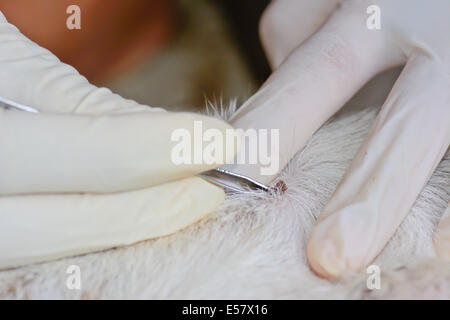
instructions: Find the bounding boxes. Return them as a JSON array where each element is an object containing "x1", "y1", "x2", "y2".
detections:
[{"x1": 0, "y1": 69, "x2": 449, "y2": 299}]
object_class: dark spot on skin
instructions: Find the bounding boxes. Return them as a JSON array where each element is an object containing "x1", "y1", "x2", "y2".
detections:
[
  {"x1": 273, "y1": 180, "x2": 288, "y2": 193},
  {"x1": 394, "y1": 266, "x2": 407, "y2": 271}
]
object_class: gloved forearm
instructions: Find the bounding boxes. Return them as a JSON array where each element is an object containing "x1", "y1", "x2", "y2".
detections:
[
  {"x1": 0, "y1": 11, "x2": 236, "y2": 269},
  {"x1": 230, "y1": 0, "x2": 450, "y2": 278},
  {"x1": 0, "y1": 177, "x2": 222, "y2": 269}
]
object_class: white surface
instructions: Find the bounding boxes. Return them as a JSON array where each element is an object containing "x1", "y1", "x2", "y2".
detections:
[{"x1": 1, "y1": 71, "x2": 449, "y2": 298}]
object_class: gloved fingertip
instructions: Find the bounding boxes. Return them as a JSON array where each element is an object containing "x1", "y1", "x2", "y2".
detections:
[
  {"x1": 306, "y1": 230, "x2": 346, "y2": 279},
  {"x1": 186, "y1": 113, "x2": 240, "y2": 166},
  {"x1": 434, "y1": 237, "x2": 450, "y2": 261},
  {"x1": 306, "y1": 203, "x2": 379, "y2": 279}
]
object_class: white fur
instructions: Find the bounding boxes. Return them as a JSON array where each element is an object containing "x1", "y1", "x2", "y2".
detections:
[{"x1": 0, "y1": 70, "x2": 449, "y2": 299}]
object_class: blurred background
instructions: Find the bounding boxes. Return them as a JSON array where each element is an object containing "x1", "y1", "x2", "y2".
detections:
[{"x1": 0, "y1": 0, "x2": 271, "y2": 111}]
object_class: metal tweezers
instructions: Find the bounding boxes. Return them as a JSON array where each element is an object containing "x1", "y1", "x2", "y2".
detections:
[
  {"x1": 0, "y1": 96, "x2": 270, "y2": 193},
  {"x1": 198, "y1": 167, "x2": 269, "y2": 193}
]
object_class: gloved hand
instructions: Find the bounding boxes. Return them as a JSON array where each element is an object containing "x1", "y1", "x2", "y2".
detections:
[
  {"x1": 0, "y1": 12, "x2": 236, "y2": 269},
  {"x1": 228, "y1": 0, "x2": 450, "y2": 278}
]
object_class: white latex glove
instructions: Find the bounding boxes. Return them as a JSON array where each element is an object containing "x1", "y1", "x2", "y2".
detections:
[
  {"x1": 227, "y1": 0, "x2": 450, "y2": 278},
  {"x1": 0, "y1": 12, "x2": 236, "y2": 269}
]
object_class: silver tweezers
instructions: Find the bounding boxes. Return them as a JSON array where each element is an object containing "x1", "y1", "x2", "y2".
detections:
[
  {"x1": 198, "y1": 168, "x2": 269, "y2": 193},
  {"x1": 0, "y1": 96, "x2": 270, "y2": 193}
]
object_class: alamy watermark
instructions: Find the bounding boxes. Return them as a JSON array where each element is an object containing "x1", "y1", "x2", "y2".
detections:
[
  {"x1": 366, "y1": 5, "x2": 381, "y2": 30},
  {"x1": 171, "y1": 121, "x2": 280, "y2": 176},
  {"x1": 66, "y1": 264, "x2": 82, "y2": 290},
  {"x1": 366, "y1": 264, "x2": 381, "y2": 290},
  {"x1": 66, "y1": 5, "x2": 81, "y2": 30}
]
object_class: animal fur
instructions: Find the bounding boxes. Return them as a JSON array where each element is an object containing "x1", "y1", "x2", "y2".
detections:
[{"x1": 0, "y1": 69, "x2": 449, "y2": 299}]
